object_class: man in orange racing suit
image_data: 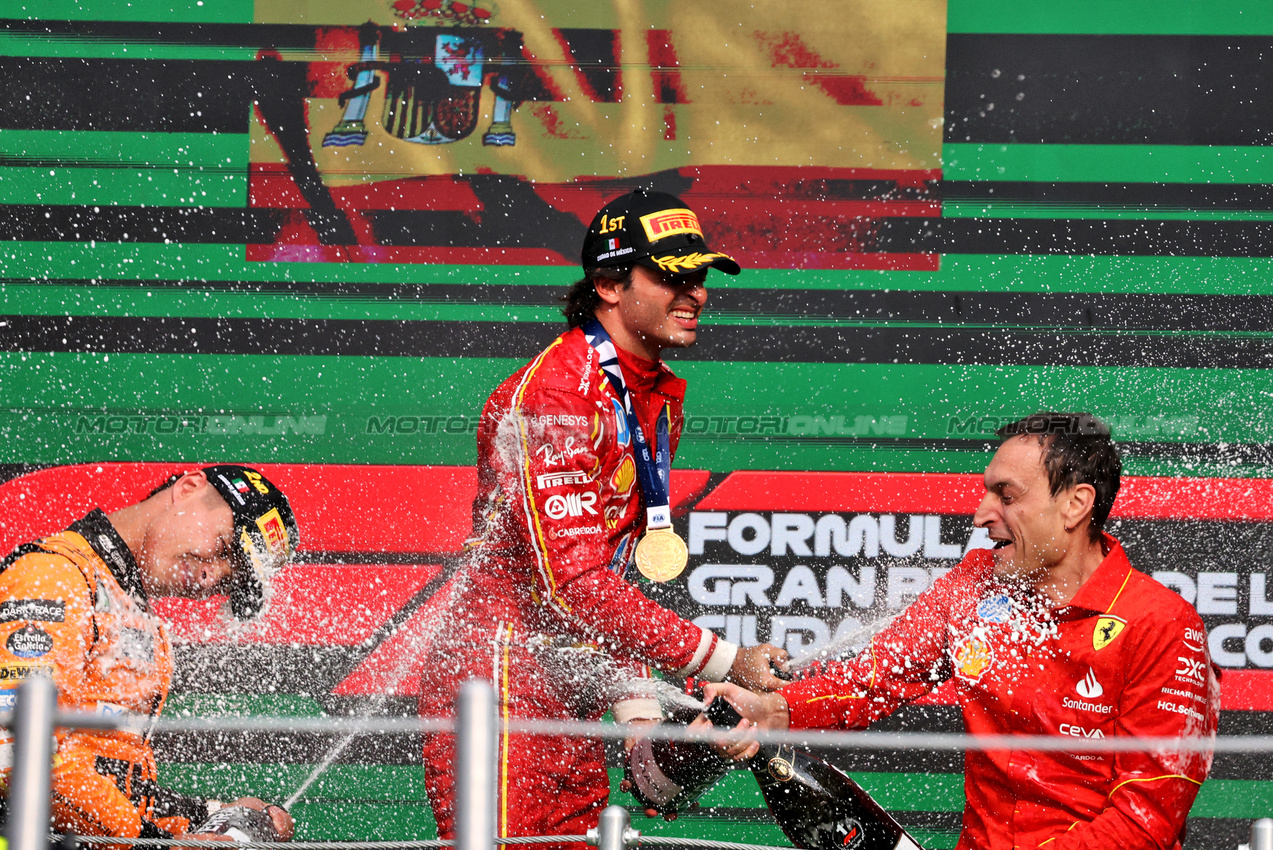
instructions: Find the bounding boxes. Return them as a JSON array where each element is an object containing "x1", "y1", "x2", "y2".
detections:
[{"x1": 0, "y1": 465, "x2": 298, "y2": 843}]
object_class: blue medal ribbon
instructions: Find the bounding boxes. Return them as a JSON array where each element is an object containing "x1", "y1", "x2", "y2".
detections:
[{"x1": 582, "y1": 320, "x2": 673, "y2": 528}]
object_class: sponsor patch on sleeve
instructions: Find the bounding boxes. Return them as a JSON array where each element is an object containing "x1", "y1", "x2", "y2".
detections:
[
  {"x1": 0, "y1": 662, "x2": 55, "y2": 683},
  {"x1": 5, "y1": 625, "x2": 54, "y2": 659},
  {"x1": 0, "y1": 599, "x2": 66, "y2": 623}
]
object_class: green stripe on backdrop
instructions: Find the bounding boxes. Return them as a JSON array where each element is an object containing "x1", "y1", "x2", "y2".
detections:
[
  {"x1": 1, "y1": 353, "x2": 1267, "y2": 474},
  {"x1": 19, "y1": 282, "x2": 1273, "y2": 326},
  {"x1": 1, "y1": 0, "x2": 254, "y2": 23},
  {"x1": 943, "y1": 205, "x2": 1273, "y2": 222},
  {"x1": 943, "y1": 144, "x2": 1273, "y2": 185},
  {"x1": 947, "y1": 0, "x2": 1273, "y2": 34},
  {"x1": 0, "y1": 167, "x2": 246, "y2": 207},
  {"x1": 4, "y1": 243, "x2": 1273, "y2": 295},
  {"x1": 0, "y1": 132, "x2": 248, "y2": 169},
  {"x1": 0, "y1": 30, "x2": 257, "y2": 60}
]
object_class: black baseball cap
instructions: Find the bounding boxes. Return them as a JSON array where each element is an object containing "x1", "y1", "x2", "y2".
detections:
[
  {"x1": 580, "y1": 189, "x2": 741, "y2": 276},
  {"x1": 202, "y1": 465, "x2": 299, "y2": 619}
]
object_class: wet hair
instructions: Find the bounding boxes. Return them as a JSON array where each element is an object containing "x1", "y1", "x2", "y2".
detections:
[
  {"x1": 561, "y1": 266, "x2": 633, "y2": 328},
  {"x1": 995, "y1": 412, "x2": 1122, "y2": 541},
  {"x1": 146, "y1": 475, "x2": 181, "y2": 499}
]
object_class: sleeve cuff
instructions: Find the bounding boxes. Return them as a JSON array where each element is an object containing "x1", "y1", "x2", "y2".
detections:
[
  {"x1": 675, "y1": 627, "x2": 738, "y2": 682},
  {"x1": 781, "y1": 678, "x2": 847, "y2": 729},
  {"x1": 612, "y1": 698, "x2": 664, "y2": 723}
]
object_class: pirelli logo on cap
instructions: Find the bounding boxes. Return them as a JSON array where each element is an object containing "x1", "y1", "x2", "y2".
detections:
[
  {"x1": 256, "y1": 508, "x2": 290, "y2": 553},
  {"x1": 640, "y1": 208, "x2": 702, "y2": 242}
]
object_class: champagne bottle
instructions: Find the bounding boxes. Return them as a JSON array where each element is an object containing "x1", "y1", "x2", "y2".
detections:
[
  {"x1": 624, "y1": 710, "x2": 731, "y2": 816},
  {"x1": 192, "y1": 806, "x2": 281, "y2": 842},
  {"x1": 706, "y1": 699, "x2": 924, "y2": 850}
]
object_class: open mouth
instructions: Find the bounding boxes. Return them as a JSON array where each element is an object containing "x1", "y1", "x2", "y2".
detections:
[
  {"x1": 992, "y1": 539, "x2": 1012, "y2": 550},
  {"x1": 670, "y1": 308, "x2": 699, "y2": 326}
]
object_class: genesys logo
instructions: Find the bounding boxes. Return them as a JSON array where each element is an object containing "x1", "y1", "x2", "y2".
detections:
[{"x1": 544, "y1": 491, "x2": 598, "y2": 520}]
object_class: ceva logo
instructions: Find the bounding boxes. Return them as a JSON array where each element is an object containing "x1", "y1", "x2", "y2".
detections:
[{"x1": 1076, "y1": 667, "x2": 1104, "y2": 699}]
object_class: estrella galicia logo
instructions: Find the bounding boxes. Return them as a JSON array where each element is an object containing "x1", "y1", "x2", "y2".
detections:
[
  {"x1": 6, "y1": 625, "x2": 54, "y2": 659},
  {"x1": 0, "y1": 599, "x2": 66, "y2": 623},
  {"x1": 976, "y1": 594, "x2": 1011, "y2": 624},
  {"x1": 611, "y1": 398, "x2": 631, "y2": 446}
]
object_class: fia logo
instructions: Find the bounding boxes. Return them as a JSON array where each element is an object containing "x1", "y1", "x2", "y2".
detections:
[{"x1": 1076, "y1": 667, "x2": 1104, "y2": 699}]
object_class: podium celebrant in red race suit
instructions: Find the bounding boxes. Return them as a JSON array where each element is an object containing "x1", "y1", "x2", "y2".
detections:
[
  {"x1": 421, "y1": 190, "x2": 789, "y2": 845},
  {"x1": 709, "y1": 413, "x2": 1220, "y2": 850}
]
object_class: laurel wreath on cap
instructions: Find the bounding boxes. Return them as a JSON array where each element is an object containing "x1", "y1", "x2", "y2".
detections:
[{"x1": 652, "y1": 252, "x2": 731, "y2": 273}]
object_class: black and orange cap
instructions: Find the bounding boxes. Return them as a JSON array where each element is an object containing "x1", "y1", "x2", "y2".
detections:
[{"x1": 580, "y1": 189, "x2": 741, "y2": 276}]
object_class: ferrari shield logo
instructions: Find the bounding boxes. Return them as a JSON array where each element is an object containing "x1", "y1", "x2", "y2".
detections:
[{"x1": 1093, "y1": 616, "x2": 1127, "y2": 651}]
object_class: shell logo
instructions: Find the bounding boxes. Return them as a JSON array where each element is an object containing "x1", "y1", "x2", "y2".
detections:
[
  {"x1": 953, "y1": 634, "x2": 994, "y2": 682},
  {"x1": 611, "y1": 456, "x2": 636, "y2": 496}
]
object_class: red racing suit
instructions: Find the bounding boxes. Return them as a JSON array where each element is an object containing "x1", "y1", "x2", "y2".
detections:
[
  {"x1": 0, "y1": 511, "x2": 213, "y2": 841},
  {"x1": 421, "y1": 328, "x2": 737, "y2": 843},
  {"x1": 782, "y1": 535, "x2": 1219, "y2": 850}
]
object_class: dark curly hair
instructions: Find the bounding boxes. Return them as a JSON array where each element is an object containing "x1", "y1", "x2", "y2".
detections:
[
  {"x1": 995, "y1": 412, "x2": 1122, "y2": 541},
  {"x1": 562, "y1": 266, "x2": 633, "y2": 328}
]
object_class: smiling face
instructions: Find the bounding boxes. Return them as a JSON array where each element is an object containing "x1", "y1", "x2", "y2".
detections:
[
  {"x1": 594, "y1": 265, "x2": 708, "y2": 359},
  {"x1": 137, "y1": 475, "x2": 239, "y2": 599},
  {"x1": 973, "y1": 435, "x2": 1076, "y2": 580}
]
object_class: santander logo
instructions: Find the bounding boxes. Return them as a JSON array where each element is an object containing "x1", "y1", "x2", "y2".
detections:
[{"x1": 1076, "y1": 667, "x2": 1104, "y2": 699}]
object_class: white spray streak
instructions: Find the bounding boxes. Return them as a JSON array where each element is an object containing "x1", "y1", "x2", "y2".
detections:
[{"x1": 788, "y1": 613, "x2": 897, "y2": 672}]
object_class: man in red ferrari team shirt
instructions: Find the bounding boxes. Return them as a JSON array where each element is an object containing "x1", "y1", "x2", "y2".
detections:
[
  {"x1": 420, "y1": 189, "x2": 789, "y2": 844},
  {"x1": 709, "y1": 413, "x2": 1219, "y2": 850}
]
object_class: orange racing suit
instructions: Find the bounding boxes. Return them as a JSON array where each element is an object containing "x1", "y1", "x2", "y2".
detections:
[{"x1": 0, "y1": 510, "x2": 212, "y2": 840}]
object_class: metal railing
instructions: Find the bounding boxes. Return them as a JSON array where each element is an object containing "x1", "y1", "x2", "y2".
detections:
[{"x1": 3, "y1": 676, "x2": 1271, "y2": 850}]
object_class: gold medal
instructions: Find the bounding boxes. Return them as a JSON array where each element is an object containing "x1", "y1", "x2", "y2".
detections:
[{"x1": 635, "y1": 527, "x2": 688, "y2": 582}]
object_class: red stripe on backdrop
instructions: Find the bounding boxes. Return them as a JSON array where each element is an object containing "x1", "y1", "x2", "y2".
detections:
[
  {"x1": 0, "y1": 463, "x2": 480, "y2": 556},
  {"x1": 1212, "y1": 669, "x2": 1273, "y2": 712},
  {"x1": 0, "y1": 463, "x2": 714, "y2": 557},
  {"x1": 154, "y1": 563, "x2": 441, "y2": 646},
  {"x1": 693, "y1": 471, "x2": 1273, "y2": 521}
]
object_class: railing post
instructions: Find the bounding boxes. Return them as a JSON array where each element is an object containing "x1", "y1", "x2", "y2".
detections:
[
  {"x1": 587, "y1": 805, "x2": 634, "y2": 850},
  {"x1": 6, "y1": 675, "x2": 58, "y2": 850},
  {"x1": 1251, "y1": 817, "x2": 1273, "y2": 850},
  {"x1": 455, "y1": 679, "x2": 497, "y2": 850}
]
